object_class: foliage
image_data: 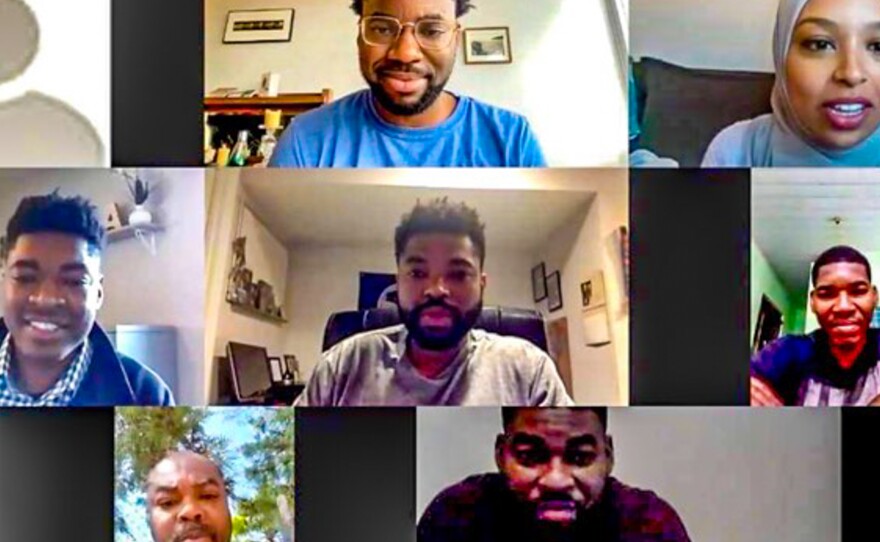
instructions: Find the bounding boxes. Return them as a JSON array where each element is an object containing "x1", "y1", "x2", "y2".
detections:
[
  {"x1": 115, "y1": 407, "x2": 294, "y2": 542},
  {"x1": 238, "y1": 408, "x2": 295, "y2": 542},
  {"x1": 127, "y1": 177, "x2": 151, "y2": 205}
]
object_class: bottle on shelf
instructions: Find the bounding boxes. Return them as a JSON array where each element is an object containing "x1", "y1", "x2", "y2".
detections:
[{"x1": 229, "y1": 130, "x2": 250, "y2": 167}]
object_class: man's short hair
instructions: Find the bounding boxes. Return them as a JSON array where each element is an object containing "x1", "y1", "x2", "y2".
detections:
[
  {"x1": 394, "y1": 198, "x2": 486, "y2": 267},
  {"x1": 812, "y1": 245, "x2": 872, "y2": 286},
  {"x1": 144, "y1": 450, "x2": 227, "y2": 494},
  {"x1": 501, "y1": 407, "x2": 609, "y2": 433},
  {"x1": 3, "y1": 191, "x2": 105, "y2": 258},
  {"x1": 350, "y1": 0, "x2": 474, "y2": 17}
]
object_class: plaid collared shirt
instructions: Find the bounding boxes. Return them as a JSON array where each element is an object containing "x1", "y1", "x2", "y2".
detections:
[{"x1": 0, "y1": 333, "x2": 92, "y2": 407}]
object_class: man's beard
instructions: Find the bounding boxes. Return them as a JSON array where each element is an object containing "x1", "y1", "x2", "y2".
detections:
[
  {"x1": 399, "y1": 297, "x2": 482, "y2": 351},
  {"x1": 366, "y1": 62, "x2": 450, "y2": 117}
]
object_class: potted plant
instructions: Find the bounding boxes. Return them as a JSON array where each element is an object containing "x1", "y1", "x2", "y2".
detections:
[{"x1": 127, "y1": 175, "x2": 152, "y2": 226}]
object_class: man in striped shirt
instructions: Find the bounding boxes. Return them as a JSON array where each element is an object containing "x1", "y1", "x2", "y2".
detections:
[{"x1": 751, "y1": 245, "x2": 880, "y2": 406}]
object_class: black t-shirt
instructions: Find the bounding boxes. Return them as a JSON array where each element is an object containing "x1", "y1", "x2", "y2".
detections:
[{"x1": 417, "y1": 473, "x2": 691, "y2": 542}]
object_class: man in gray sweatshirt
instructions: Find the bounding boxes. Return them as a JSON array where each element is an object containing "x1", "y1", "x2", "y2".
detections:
[{"x1": 296, "y1": 198, "x2": 572, "y2": 406}]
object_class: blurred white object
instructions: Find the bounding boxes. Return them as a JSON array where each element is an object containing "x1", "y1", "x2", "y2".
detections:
[
  {"x1": 277, "y1": 493, "x2": 294, "y2": 542},
  {"x1": 629, "y1": 148, "x2": 679, "y2": 168}
]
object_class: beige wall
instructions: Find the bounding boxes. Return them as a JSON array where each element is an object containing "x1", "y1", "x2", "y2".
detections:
[
  {"x1": 212, "y1": 205, "x2": 291, "y2": 360},
  {"x1": 204, "y1": 0, "x2": 627, "y2": 166},
  {"x1": 533, "y1": 196, "x2": 624, "y2": 405},
  {"x1": 0, "y1": 168, "x2": 205, "y2": 404},
  {"x1": 631, "y1": 0, "x2": 777, "y2": 71}
]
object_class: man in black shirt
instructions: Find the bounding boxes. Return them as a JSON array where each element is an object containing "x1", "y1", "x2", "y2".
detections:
[{"x1": 418, "y1": 407, "x2": 691, "y2": 542}]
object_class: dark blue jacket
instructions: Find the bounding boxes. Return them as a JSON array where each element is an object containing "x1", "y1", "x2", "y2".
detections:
[{"x1": 0, "y1": 319, "x2": 174, "y2": 406}]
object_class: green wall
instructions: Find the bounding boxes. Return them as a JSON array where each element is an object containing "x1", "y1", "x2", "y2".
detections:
[{"x1": 751, "y1": 240, "x2": 802, "y2": 339}]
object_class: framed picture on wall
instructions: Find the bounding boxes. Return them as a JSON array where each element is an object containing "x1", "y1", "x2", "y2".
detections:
[
  {"x1": 547, "y1": 271, "x2": 563, "y2": 312},
  {"x1": 223, "y1": 9, "x2": 295, "y2": 44},
  {"x1": 531, "y1": 262, "x2": 547, "y2": 301},
  {"x1": 463, "y1": 27, "x2": 512, "y2": 64}
]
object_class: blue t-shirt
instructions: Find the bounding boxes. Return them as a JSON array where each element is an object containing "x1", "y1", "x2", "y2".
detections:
[{"x1": 268, "y1": 89, "x2": 546, "y2": 167}]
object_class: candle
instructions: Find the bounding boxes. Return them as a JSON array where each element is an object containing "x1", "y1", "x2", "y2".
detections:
[
  {"x1": 264, "y1": 109, "x2": 282, "y2": 130},
  {"x1": 216, "y1": 145, "x2": 230, "y2": 167}
]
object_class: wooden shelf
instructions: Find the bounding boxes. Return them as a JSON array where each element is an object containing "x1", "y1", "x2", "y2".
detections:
[
  {"x1": 228, "y1": 300, "x2": 288, "y2": 324},
  {"x1": 106, "y1": 223, "x2": 163, "y2": 243},
  {"x1": 205, "y1": 90, "x2": 333, "y2": 116}
]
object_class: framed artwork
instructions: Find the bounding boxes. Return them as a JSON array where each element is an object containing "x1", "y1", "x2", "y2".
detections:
[
  {"x1": 547, "y1": 271, "x2": 563, "y2": 312},
  {"x1": 580, "y1": 271, "x2": 607, "y2": 311},
  {"x1": 531, "y1": 262, "x2": 547, "y2": 301},
  {"x1": 223, "y1": 9, "x2": 295, "y2": 44},
  {"x1": 267, "y1": 357, "x2": 283, "y2": 383},
  {"x1": 463, "y1": 27, "x2": 512, "y2": 64}
]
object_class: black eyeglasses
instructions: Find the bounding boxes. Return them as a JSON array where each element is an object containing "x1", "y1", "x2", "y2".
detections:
[{"x1": 360, "y1": 15, "x2": 459, "y2": 50}]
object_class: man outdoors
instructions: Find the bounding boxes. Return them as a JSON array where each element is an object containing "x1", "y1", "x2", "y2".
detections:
[
  {"x1": 418, "y1": 407, "x2": 692, "y2": 542},
  {"x1": 268, "y1": 0, "x2": 546, "y2": 167},
  {"x1": 146, "y1": 451, "x2": 233, "y2": 542},
  {"x1": 751, "y1": 245, "x2": 880, "y2": 406},
  {"x1": 0, "y1": 192, "x2": 173, "y2": 406},
  {"x1": 296, "y1": 198, "x2": 572, "y2": 406}
]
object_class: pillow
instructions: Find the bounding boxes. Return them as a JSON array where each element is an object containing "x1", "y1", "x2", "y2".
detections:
[{"x1": 633, "y1": 57, "x2": 774, "y2": 167}]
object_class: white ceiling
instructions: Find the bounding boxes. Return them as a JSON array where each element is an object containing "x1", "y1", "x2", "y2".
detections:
[
  {"x1": 752, "y1": 169, "x2": 880, "y2": 293},
  {"x1": 240, "y1": 176, "x2": 596, "y2": 251}
]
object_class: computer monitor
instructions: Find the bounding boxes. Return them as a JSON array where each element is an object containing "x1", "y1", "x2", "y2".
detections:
[{"x1": 226, "y1": 341, "x2": 272, "y2": 401}]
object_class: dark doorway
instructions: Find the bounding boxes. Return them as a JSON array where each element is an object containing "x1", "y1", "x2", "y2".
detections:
[{"x1": 753, "y1": 294, "x2": 783, "y2": 354}]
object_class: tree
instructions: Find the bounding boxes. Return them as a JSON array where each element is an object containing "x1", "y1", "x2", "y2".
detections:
[
  {"x1": 238, "y1": 409, "x2": 295, "y2": 542},
  {"x1": 115, "y1": 407, "x2": 231, "y2": 539}
]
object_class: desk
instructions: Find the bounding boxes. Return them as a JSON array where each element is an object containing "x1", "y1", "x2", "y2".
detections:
[{"x1": 215, "y1": 355, "x2": 304, "y2": 405}]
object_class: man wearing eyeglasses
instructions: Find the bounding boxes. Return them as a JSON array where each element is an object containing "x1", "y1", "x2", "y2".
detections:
[
  {"x1": 751, "y1": 245, "x2": 880, "y2": 406},
  {"x1": 0, "y1": 192, "x2": 173, "y2": 406},
  {"x1": 269, "y1": 0, "x2": 546, "y2": 168}
]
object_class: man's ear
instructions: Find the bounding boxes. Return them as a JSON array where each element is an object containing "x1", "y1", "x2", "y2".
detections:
[
  {"x1": 605, "y1": 434, "x2": 615, "y2": 474},
  {"x1": 809, "y1": 289, "x2": 819, "y2": 314},
  {"x1": 94, "y1": 275, "x2": 105, "y2": 310},
  {"x1": 494, "y1": 433, "x2": 506, "y2": 471}
]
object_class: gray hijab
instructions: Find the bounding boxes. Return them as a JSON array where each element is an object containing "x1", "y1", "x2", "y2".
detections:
[{"x1": 759, "y1": 0, "x2": 880, "y2": 166}]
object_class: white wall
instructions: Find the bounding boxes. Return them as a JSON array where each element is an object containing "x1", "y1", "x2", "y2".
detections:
[
  {"x1": 0, "y1": 169, "x2": 205, "y2": 404},
  {"x1": 416, "y1": 407, "x2": 841, "y2": 542},
  {"x1": 284, "y1": 243, "x2": 534, "y2": 380},
  {"x1": 204, "y1": 0, "x2": 627, "y2": 166},
  {"x1": 630, "y1": 0, "x2": 777, "y2": 71}
]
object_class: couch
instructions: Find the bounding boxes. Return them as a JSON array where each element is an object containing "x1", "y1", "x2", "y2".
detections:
[{"x1": 632, "y1": 57, "x2": 775, "y2": 167}]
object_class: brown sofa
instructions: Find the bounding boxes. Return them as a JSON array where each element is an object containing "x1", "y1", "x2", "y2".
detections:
[{"x1": 632, "y1": 57, "x2": 775, "y2": 167}]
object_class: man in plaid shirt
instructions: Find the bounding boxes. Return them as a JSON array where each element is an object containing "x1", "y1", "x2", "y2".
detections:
[
  {"x1": 418, "y1": 408, "x2": 690, "y2": 542},
  {"x1": 0, "y1": 192, "x2": 173, "y2": 406}
]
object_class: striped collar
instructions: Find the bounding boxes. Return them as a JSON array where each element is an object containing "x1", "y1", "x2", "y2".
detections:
[{"x1": 0, "y1": 333, "x2": 92, "y2": 407}]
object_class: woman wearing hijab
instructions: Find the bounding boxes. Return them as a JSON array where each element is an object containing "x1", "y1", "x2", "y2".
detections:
[{"x1": 702, "y1": 0, "x2": 880, "y2": 167}]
